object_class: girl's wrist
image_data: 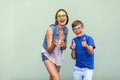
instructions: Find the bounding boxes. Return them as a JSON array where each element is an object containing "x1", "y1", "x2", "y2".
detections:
[{"x1": 52, "y1": 43, "x2": 56, "y2": 47}]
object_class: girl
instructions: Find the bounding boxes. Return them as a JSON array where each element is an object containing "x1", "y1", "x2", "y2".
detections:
[{"x1": 41, "y1": 9, "x2": 69, "y2": 80}]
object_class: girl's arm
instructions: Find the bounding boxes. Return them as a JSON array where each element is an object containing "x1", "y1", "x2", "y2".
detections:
[{"x1": 46, "y1": 28, "x2": 58, "y2": 53}]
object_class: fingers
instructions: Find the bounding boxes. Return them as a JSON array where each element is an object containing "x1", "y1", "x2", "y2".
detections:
[
  {"x1": 60, "y1": 36, "x2": 64, "y2": 41},
  {"x1": 53, "y1": 39, "x2": 59, "y2": 46},
  {"x1": 72, "y1": 40, "x2": 76, "y2": 46},
  {"x1": 59, "y1": 37, "x2": 64, "y2": 44},
  {"x1": 83, "y1": 37, "x2": 86, "y2": 41},
  {"x1": 71, "y1": 40, "x2": 75, "y2": 50},
  {"x1": 72, "y1": 40, "x2": 75, "y2": 43},
  {"x1": 54, "y1": 39, "x2": 58, "y2": 43},
  {"x1": 82, "y1": 37, "x2": 87, "y2": 47},
  {"x1": 53, "y1": 39, "x2": 64, "y2": 46}
]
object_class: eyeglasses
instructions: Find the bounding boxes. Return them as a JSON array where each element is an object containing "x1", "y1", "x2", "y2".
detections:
[
  {"x1": 72, "y1": 26, "x2": 84, "y2": 32},
  {"x1": 57, "y1": 14, "x2": 66, "y2": 18}
]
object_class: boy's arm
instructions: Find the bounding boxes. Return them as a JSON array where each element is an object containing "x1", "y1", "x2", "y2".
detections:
[
  {"x1": 85, "y1": 45, "x2": 94, "y2": 55},
  {"x1": 71, "y1": 49, "x2": 76, "y2": 59},
  {"x1": 82, "y1": 38, "x2": 94, "y2": 55},
  {"x1": 70, "y1": 40, "x2": 76, "y2": 59}
]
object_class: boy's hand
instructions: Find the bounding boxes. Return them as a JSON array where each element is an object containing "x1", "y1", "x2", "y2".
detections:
[
  {"x1": 82, "y1": 37, "x2": 87, "y2": 47},
  {"x1": 71, "y1": 40, "x2": 76, "y2": 50}
]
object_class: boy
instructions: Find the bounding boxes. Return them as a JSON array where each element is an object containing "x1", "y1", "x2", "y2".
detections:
[{"x1": 70, "y1": 20, "x2": 96, "y2": 80}]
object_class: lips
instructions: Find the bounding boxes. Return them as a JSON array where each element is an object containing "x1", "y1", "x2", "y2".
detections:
[
  {"x1": 76, "y1": 31, "x2": 82, "y2": 35},
  {"x1": 60, "y1": 19, "x2": 66, "y2": 23}
]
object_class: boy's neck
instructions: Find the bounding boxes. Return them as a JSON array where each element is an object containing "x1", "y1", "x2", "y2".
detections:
[{"x1": 77, "y1": 33, "x2": 85, "y2": 38}]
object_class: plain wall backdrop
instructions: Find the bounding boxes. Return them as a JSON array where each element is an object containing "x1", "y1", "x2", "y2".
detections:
[{"x1": 0, "y1": 0, "x2": 120, "y2": 80}]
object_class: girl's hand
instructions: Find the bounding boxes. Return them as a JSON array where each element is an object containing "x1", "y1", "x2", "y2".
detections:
[
  {"x1": 59, "y1": 37, "x2": 64, "y2": 47},
  {"x1": 53, "y1": 39, "x2": 59, "y2": 46}
]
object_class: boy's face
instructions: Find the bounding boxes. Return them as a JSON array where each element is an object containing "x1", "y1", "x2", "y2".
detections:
[{"x1": 72, "y1": 24, "x2": 84, "y2": 37}]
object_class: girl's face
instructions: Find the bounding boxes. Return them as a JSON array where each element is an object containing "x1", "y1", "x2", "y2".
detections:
[
  {"x1": 56, "y1": 11, "x2": 67, "y2": 26},
  {"x1": 72, "y1": 24, "x2": 84, "y2": 37}
]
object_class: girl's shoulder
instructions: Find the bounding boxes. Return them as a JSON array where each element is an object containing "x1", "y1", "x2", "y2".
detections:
[{"x1": 49, "y1": 25, "x2": 56, "y2": 30}]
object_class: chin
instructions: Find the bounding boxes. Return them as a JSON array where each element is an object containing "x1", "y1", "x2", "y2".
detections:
[
  {"x1": 60, "y1": 23, "x2": 66, "y2": 26},
  {"x1": 76, "y1": 34, "x2": 82, "y2": 37}
]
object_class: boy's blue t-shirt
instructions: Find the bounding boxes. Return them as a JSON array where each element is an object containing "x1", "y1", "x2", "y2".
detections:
[{"x1": 72, "y1": 34, "x2": 96, "y2": 69}]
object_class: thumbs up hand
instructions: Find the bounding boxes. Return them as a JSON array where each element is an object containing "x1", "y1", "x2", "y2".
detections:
[
  {"x1": 82, "y1": 37, "x2": 87, "y2": 47},
  {"x1": 71, "y1": 40, "x2": 76, "y2": 50},
  {"x1": 53, "y1": 39, "x2": 59, "y2": 46},
  {"x1": 59, "y1": 37, "x2": 64, "y2": 44}
]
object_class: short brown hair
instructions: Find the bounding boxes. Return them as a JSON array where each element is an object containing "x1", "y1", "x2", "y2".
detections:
[{"x1": 72, "y1": 20, "x2": 84, "y2": 28}]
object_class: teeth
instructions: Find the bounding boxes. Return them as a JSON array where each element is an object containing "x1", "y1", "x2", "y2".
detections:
[
  {"x1": 60, "y1": 20, "x2": 64, "y2": 22},
  {"x1": 60, "y1": 19, "x2": 66, "y2": 23},
  {"x1": 60, "y1": 21, "x2": 64, "y2": 23}
]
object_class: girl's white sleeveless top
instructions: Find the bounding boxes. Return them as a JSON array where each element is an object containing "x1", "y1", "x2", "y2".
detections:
[{"x1": 41, "y1": 42, "x2": 63, "y2": 66}]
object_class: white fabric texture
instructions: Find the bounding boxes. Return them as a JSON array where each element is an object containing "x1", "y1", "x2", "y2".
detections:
[{"x1": 41, "y1": 41, "x2": 63, "y2": 66}]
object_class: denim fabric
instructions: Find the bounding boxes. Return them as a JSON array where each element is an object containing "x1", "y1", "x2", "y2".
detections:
[
  {"x1": 72, "y1": 66, "x2": 93, "y2": 80},
  {"x1": 41, "y1": 53, "x2": 48, "y2": 61},
  {"x1": 43, "y1": 25, "x2": 68, "y2": 50}
]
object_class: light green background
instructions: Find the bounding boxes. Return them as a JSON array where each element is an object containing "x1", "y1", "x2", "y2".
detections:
[{"x1": 0, "y1": 0, "x2": 120, "y2": 80}]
